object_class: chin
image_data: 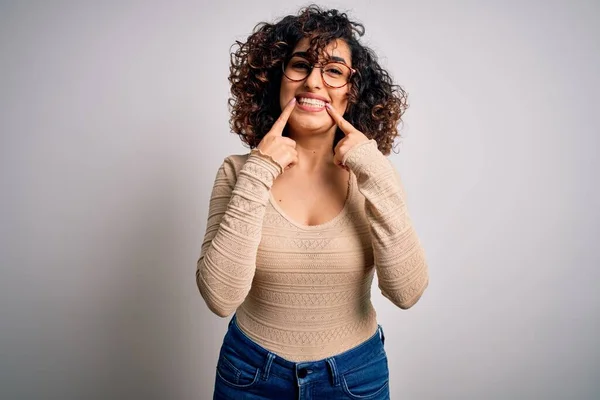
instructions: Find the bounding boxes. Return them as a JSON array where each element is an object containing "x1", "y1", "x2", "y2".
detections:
[{"x1": 289, "y1": 116, "x2": 335, "y2": 134}]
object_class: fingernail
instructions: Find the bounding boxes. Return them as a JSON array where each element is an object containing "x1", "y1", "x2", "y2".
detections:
[
  {"x1": 325, "y1": 103, "x2": 332, "y2": 109},
  {"x1": 290, "y1": 98, "x2": 297, "y2": 104}
]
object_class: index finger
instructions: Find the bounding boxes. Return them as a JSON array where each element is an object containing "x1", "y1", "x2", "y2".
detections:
[
  {"x1": 271, "y1": 98, "x2": 296, "y2": 135},
  {"x1": 325, "y1": 103, "x2": 355, "y2": 135}
]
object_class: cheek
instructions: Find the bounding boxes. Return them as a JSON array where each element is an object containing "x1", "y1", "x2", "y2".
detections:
[
  {"x1": 332, "y1": 91, "x2": 350, "y2": 112},
  {"x1": 279, "y1": 80, "x2": 297, "y2": 109}
]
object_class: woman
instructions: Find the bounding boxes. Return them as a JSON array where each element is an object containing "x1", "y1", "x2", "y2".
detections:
[{"x1": 196, "y1": 5, "x2": 429, "y2": 399}]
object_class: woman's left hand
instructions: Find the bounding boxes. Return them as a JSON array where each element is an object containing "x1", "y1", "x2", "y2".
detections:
[{"x1": 326, "y1": 103, "x2": 371, "y2": 169}]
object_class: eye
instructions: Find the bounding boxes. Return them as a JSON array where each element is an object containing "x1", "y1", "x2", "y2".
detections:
[
  {"x1": 290, "y1": 61, "x2": 311, "y2": 71},
  {"x1": 325, "y1": 66, "x2": 343, "y2": 75},
  {"x1": 324, "y1": 64, "x2": 344, "y2": 76}
]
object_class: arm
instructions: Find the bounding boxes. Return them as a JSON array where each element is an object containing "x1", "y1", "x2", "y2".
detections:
[
  {"x1": 196, "y1": 152, "x2": 281, "y2": 317},
  {"x1": 343, "y1": 139, "x2": 429, "y2": 309}
]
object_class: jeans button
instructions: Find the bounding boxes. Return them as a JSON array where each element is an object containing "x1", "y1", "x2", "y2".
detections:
[{"x1": 298, "y1": 368, "x2": 308, "y2": 378}]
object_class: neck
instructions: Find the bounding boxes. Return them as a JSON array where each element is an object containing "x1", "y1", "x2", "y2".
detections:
[{"x1": 286, "y1": 126, "x2": 337, "y2": 173}]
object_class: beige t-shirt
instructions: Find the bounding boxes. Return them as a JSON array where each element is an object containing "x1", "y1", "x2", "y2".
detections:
[{"x1": 197, "y1": 139, "x2": 428, "y2": 362}]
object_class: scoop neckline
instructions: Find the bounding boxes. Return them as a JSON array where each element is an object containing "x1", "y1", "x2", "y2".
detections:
[{"x1": 268, "y1": 171, "x2": 354, "y2": 230}]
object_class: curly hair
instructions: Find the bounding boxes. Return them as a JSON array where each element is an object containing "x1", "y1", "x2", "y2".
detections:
[{"x1": 228, "y1": 5, "x2": 408, "y2": 155}]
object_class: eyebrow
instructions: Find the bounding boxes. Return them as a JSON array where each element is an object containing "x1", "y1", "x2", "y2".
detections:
[{"x1": 291, "y1": 51, "x2": 348, "y2": 65}]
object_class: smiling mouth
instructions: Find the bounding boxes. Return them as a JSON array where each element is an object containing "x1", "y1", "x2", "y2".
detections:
[{"x1": 297, "y1": 97, "x2": 327, "y2": 108}]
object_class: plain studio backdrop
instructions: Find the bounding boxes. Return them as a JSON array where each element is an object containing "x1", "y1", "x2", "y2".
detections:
[{"x1": 1, "y1": 0, "x2": 598, "y2": 399}]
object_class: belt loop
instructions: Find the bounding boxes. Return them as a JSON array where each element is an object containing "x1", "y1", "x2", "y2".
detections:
[
  {"x1": 326, "y1": 357, "x2": 340, "y2": 387},
  {"x1": 262, "y1": 352, "x2": 275, "y2": 380},
  {"x1": 378, "y1": 325, "x2": 385, "y2": 345}
]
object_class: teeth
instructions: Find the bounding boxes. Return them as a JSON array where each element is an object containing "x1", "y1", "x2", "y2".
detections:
[{"x1": 298, "y1": 97, "x2": 326, "y2": 107}]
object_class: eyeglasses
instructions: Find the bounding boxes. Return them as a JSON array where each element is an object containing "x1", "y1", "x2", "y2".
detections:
[{"x1": 282, "y1": 56, "x2": 355, "y2": 88}]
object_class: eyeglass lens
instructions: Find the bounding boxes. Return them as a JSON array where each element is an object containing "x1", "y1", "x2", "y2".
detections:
[{"x1": 283, "y1": 57, "x2": 351, "y2": 87}]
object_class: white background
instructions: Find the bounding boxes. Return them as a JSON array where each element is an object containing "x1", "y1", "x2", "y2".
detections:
[{"x1": 1, "y1": 1, "x2": 598, "y2": 398}]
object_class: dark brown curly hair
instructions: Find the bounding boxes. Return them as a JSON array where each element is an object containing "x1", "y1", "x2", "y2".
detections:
[{"x1": 228, "y1": 5, "x2": 408, "y2": 155}]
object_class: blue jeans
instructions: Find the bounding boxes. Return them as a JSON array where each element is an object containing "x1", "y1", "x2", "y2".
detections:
[{"x1": 213, "y1": 315, "x2": 390, "y2": 399}]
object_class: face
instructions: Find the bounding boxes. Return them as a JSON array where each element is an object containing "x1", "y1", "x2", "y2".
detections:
[{"x1": 280, "y1": 37, "x2": 352, "y2": 136}]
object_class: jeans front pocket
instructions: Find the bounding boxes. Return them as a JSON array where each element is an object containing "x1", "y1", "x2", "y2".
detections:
[
  {"x1": 341, "y1": 350, "x2": 389, "y2": 399},
  {"x1": 215, "y1": 344, "x2": 260, "y2": 389}
]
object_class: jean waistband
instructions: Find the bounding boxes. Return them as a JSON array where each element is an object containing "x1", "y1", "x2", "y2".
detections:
[{"x1": 225, "y1": 314, "x2": 385, "y2": 384}]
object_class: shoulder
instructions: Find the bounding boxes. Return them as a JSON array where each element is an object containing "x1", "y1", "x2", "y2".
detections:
[
  {"x1": 215, "y1": 152, "x2": 251, "y2": 186},
  {"x1": 222, "y1": 153, "x2": 250, "y2": 174}
]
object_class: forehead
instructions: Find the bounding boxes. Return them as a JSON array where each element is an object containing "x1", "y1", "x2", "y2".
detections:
[{"x1": 291, "y1": 37, "x2": 351, "y2": 64}]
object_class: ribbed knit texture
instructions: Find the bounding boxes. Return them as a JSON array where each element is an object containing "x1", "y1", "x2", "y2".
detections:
[{"x1": 197, "y1": 139, "x2": 428, "y2": 362}]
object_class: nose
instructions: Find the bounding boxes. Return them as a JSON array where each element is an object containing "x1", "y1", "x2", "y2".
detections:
[{"x1": 304, "y1": 66, "x2": 323, "y2": 89}]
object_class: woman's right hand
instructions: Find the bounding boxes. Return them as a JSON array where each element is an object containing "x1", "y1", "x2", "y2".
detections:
[{"x1": 256, "y1": 98, "x2": 298, "y2": 172}]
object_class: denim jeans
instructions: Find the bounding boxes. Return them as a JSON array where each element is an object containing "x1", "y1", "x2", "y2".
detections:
[{"x1": 213, "y1": 315, "x2": 390, "y2": 399}]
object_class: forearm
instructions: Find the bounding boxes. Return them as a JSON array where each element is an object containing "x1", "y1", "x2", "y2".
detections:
[
  {"x1": 344, "y1": 140, "x2": 429, "y2": 309},
  {"x1": 197, "y1": 152, "x2": 280, "y2": 317}
]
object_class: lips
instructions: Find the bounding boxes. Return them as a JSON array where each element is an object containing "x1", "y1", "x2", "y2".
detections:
[
  {"x1": 295, "y1": 93, "x2": 330, "y2": 110},
  {"x1": 296, "y1": 93, "x2": 329, "y2": 102},
  {"x1": 298, "y1": 97, "x2": 326, "y2": 108}
]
